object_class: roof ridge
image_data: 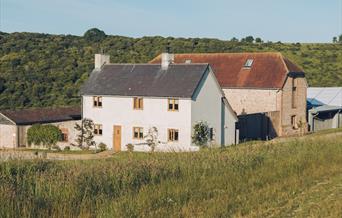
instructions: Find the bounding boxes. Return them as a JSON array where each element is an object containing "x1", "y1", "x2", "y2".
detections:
[
  {"x1": 0, "y1": 106, "x2": 80, "y2": 113},
  {"x1": 172, "y1": 52, "x2": 282, "y2": 56},
  {"x1": 104, "y1": 63, "x2": 209, "y2": 66},
  {"x1": 278, "y1": 53, "x2": 290, "y2": 73}
]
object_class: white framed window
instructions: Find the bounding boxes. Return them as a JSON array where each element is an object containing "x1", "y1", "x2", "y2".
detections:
[{"x1": 244, "y1": 59, "x2": 253, "y2": 68}]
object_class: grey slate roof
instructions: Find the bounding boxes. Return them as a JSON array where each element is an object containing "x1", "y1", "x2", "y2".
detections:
[
  {"x1": 0, "y1": 106, "x2": 81, "y2": 125},
  {"x1": 80, "y1": 64, "x2": 209, "y2": 98}
]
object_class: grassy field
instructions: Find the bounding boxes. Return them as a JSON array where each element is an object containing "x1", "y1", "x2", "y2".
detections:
[{"x1": 0, "y1": 132, "x2": 341, "y2": 217}]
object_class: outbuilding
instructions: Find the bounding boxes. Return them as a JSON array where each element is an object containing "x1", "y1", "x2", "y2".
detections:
[
  {"x1": 0, "y1": 106, "x2": 81, "y2": 149},
  {"x1": 308, "y1": 105, "x2": 342, "y2": 132},
  {"x1": 151, "y1": 52, "x2": 308, "y2": 139}
]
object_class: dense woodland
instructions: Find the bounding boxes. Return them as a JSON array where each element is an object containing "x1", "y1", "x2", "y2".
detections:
[{"x1": 0, "y1": 28, "x2": 342, "y2": 109}]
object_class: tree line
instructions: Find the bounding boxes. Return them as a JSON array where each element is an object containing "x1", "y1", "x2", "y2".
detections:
[{"x1": 0, "y1": 28, "x2": 341, "y2": 109}]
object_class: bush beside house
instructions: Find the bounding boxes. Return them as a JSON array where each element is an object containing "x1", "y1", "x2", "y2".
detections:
[{"x1": 27, "y1": 124, "x2": 63, "y2": 149}]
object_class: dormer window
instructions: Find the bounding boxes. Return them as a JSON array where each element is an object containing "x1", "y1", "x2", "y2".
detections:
[{"x1": 244, "y1": 59, "x2": 253, "y2": 68}]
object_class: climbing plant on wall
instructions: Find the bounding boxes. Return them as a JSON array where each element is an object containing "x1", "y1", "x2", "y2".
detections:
[{"x1": 27, "y1": 124, "x2": 62, "y2": 148}]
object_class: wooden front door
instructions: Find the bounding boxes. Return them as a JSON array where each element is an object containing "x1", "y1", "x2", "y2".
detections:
[{"x1": 113, "y1": 125, "x2": 122, "y2": 152}]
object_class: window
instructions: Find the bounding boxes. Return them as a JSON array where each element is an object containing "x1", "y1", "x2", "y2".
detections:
[
  {"x1": 291, "y1": 115, "x2": 298, "y2": 129},
  {"x1": 168, "y1": 98, "x2": 179, "y2": 111},
  {"x1": 60, "y1": 128, "x2": 68, "y2": 142},
  {"x1": 133, "y1": 127, "x2": 144, "y2": 139},
  {"x1": 292, "y1": 78, "x2": 297, "y2": 108},
  {"x1": 209, "y1": 128, "x2": 214, "y2": 141},
  {"x1": 185, "y1": 59, "x2": 192, "y2": 64},
  {"x1": 93, "y1": 96, "x2": 102, "y2": 107},
  {"x1": 244, "y1": 59, "x2": 253, "y2": 68},
  {"x1": 168, "y1": 129, "x2": 179, "y2": 141},
  {"x1": 94, "y1": 124, "x2": 103, "y2": 135},
  {"x1": 133, "y1": 97, "x2": 143, "y2": 110}
]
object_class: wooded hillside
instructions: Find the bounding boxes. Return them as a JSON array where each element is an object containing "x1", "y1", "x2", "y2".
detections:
[{"x1": 0, "y1": 29, "x2": 341, "y2": 109}]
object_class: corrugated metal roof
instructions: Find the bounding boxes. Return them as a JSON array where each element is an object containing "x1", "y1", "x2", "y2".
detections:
[
  {"x1": 309, "y1": 105, "x2": 342, "y2": 114},
  {"x1": 307, "y1": 98, "x2": 324, "y2": 107},
  {"x1": 0, "y1": 106, "x2": 81, "y2": 125},
  {"x1": 307, "y1": 87, "x2": 342, "y2": 107},
  {"x1": 80, "y1": 64, "x2": 209, "y2": 98},
  {"x1": 150, "y1": 52, "x2": 304, "y2": 89}
]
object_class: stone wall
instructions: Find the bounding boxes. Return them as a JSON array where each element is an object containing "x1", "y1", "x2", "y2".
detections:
[
  {"x1": 266, "y1": 111, "x2": 281, "y2": 138},
  {"x1": 223, "y1": 88, "x2": 280, "y2": 115},
  {"x1": 280, "y1": 76, "x2": 307, "y2": 136}
]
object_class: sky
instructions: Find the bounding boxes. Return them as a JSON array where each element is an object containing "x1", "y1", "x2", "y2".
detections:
[{"x1": 0, "y1": 0, "x2": 341, "y2": 43}]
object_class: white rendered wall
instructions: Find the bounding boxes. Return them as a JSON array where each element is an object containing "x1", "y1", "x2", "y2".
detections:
[
  {"x1": 83, "y1": 96, "x2": 197, "y2": 152},
  {"x1": 224, "y1": 102, "x2": 238, "y2": 145},
  {"x1": 0, "y1": 124, "x2": 17, "y2": 149},
  {"x1": 191, "y1": 70, "x2": 238, "y2": 146}
]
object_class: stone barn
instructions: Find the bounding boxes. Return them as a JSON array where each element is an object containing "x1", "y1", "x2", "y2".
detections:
[
  {"x1": 0, "y1": 106, "x2": 81, "y2": 149},
  {"x1": 151, "y1": 52, "x2": 308, "y2": 139}
]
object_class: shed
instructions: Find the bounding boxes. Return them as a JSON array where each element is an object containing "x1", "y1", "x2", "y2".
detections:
[
  {"x1": 0, "y1": 106, "x2": 81, "y2": 148},
  {"x1": 308, "y1": 105, "x2": 342, "y2": 132}
]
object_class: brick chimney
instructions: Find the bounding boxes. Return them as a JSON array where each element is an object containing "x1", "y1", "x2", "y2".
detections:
[
  {"x1": 95, "y1": 54, "x2": 110, "y2": 69},
  {"x1": 161, "y1": 53, "x2": 174, "y2": 70}
]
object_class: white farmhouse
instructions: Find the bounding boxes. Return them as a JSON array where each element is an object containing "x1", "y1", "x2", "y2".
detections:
[{"x1": 81, "y1": 54, "x2": 238, "y2": 152}]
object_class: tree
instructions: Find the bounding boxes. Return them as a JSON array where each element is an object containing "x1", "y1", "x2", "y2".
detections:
[
  {"x1": 144, "y1": 127, "x2": 159, "y2": 152},
  {"x1": 230, "y1": 37, "x2": 239, "y2": 42},
  {"x1": 83, "y1": 28, "x2": 106, "y2": 42},
  {"x1": 242, "y1": 36, "x2": 254, "y2": 43},
  {"x1": 333, "y1": 36, "x2": 337, "y2": 43},
  {"x1": 192, "y1": 121, "x2": 211, "y2": 147},
  {"x1": 339, "y1": 34, "x2": 342, "y2": 43},
  {"x1": 74, "y1": 118, "x2": 96, "y2": 149},
  {"x1": 255, "y1": 37, "x2": 263, "y2": 43}
]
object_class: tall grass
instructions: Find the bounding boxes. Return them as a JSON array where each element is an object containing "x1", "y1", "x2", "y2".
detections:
[{"x1": 0, "y1": 135, "x2": 341, "y2": 217}]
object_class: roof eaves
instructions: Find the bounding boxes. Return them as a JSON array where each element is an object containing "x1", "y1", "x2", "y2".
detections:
[
  {"x1": 0, "y1": 112, "x2": 17, "y2": 125},
  {"x1": 190, "y1": 64, "x2": 210, "y2": 99}
]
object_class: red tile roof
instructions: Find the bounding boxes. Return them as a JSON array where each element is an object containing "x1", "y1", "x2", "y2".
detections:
[{"x1": 150, "y1": 52, "x2": 304, "y2": 89}]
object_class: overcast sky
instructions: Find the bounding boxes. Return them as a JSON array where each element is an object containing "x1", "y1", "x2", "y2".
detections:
[{"x1": 1, "y1": 0, "x2": 341, "y2": 42}]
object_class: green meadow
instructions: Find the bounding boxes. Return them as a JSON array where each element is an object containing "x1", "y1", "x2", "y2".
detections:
[{"x1": 0, "y1": 131, "x2": 341, "y2": 217}]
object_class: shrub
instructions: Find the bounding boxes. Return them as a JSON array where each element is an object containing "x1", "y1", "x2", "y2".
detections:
[
  {"x1": 98, "y1": 143, "x2": 107, "y2": 152},
  {"x1": 144, "y1": 127, "x2": 159, "y2": 152},
  {"x1": 64, "y1": 146, "x2": 70, "y2": 151},
  {"x1": 192, "y1": 121, "x2": 211, "y2": 147},
  {"x1": 126, "y1": 143, "x2": 134, "y2": 152},
  {"x1": 74, "y1": 119, "x2": 96, "y2": 149},
  {"x1": 27, "y1": 124, "x2": 62, "y2": 149},
  {"x1": 52, "y1": 145, "x2": 61, "y2": 151}
]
